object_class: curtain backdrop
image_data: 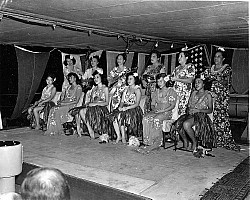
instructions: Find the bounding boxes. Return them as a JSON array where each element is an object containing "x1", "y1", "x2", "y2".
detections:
[
  {"x1": 231, "y1": 49, "x2": 249, "y2": 94},
  {"x1": 11, "y1": 47, "x2": 49, "y2": 119}
]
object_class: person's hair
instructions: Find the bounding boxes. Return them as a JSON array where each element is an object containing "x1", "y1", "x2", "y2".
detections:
[
  {"x1": 155, "y1": 73, "x2": 166, "y2": 88},
  {"x1": 193, "y1": 74, "x2": 211, "y2": 91},
  {"x1": 63, "y1": 55, "x2": 76, "y2": 66},
  {"x1": 155, "y1": 73, "x2": 174, "y2": 88},
  {"x1": 116, "y1": 53, "x2": 127, "y2": 66},
  {"x1": 150, "y1": 50, "x2": 161, "y2": 59},
  {"x1": 67, "y1": 72, "x2": 80, "y2": 85},
  {"x1": 180, "y1": 50, "x2": 191, "y2": 63},
  {"x1": 91, "y1": 56, "x2": 101, "y2": 68},
  {"x1": 20, "y1": 167, "x2": 70, "y2": 200},
  {"x1": 92, "y1": 70, "x2": 108, "y2": 86},
  {"x1": 213, "y1": 49, "x2": 227, "y2": 65},
  {"x1": 47, "y1": 73, "x2": 56, "y2": 81},
  {"x1": 125, "y1": 72, "x2": 140, "y2": 86}
]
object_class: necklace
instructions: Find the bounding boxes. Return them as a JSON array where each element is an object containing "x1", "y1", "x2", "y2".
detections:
[{"x1": 211, "y1": 64, "x2": 227, "y2": 74}]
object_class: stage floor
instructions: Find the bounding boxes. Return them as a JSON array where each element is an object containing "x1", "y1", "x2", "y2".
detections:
[{"x1": 0, "y1": 127, "x2": 249, "y2": 200}]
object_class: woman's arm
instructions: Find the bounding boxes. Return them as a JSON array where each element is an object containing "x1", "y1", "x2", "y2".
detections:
[
  {"x1": 172, "y1": 63, "x2": 195, "y2": 84},
  {"x1": 172, "y1": 77, "x2": 194, "y2": 84},
  {"x1": 122, "y1": 88, "x2": 141, "y2": 111},
  {"x1": 38, "y1": 87, "x2": 57, "y2": 105}
]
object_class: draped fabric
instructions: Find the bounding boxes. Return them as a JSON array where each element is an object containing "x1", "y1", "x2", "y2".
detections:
[
  {"x1": 106, "y1": 51, "x2": 134, "y2": 75},
  {"x1": 161, "y1": 45, "x2": 210, "y2": 75},
  {"x1": 11, "y1": 48, "x2": 49, "y2": 119},
  {"x1": 231, "y1": 49, "x2": 248, "y2": 94}
]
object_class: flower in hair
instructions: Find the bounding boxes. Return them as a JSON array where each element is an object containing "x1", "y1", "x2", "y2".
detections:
[
  {"x1": 200, "y1": 73, "x2": 205, "y2": 80},
  {"x1": 96, "y1": 68, "x2": 103, "y2": 75},
  {"x1": 133, "y1": 72, "x2": 138, "y2": 77},
  {"x1": 164, "y1": 75, "x2": 171, "y2": 82},
  {"x1": 218, "y1": 47, "x2": 225, "y2": 52}
]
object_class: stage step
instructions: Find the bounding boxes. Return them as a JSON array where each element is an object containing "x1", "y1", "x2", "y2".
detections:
[{"x1": 15, "y1": 162, "x2": 152, "y2": 200}]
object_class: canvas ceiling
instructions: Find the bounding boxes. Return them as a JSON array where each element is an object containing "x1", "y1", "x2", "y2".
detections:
[{"x1": 0, "y1": 1, "x2": 248, "y2": 52}]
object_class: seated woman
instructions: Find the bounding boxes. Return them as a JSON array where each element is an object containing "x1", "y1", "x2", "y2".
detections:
[
  {"x1": 45, "y1": 73, "x2": 82, "y2": 135},
  {"x1": 112, "y1": 72, "x2": 143, "y2": 144},
  {"x1": 172, "y1": 74, "x2": 216, "y2": 152},
  {"x1": 27, "y1": 74, "x2": 56, "y2": 130},
  {"x1": 136, "y1": 73, "x2": 177, "y2": 154},
  {"x1": 79, "y1": 69, "x2": 110, "y2": 140}
]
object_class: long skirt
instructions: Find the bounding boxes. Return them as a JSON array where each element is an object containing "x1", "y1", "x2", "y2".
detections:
[
  {"x1": 173, "y1": 112, "x2": 217, "y2": 148},
  {"x1": 85, "y1": 106, "x2": 111, "y2": 136},
  {"x1": 119, "y1": 106, "x2": 143, "y2": 138},
  {"x1": 45, "y1": 104, "x2": 74, "y2": 135},
  {"x1": 143, "y1": 110, "x2": 172, "y2": 146}
]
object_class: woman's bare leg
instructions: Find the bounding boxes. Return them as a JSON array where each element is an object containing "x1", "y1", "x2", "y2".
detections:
[
  {"x1": 183, "y1": 117, "x2": 196, "y2": 150},
  {"x1": 33, "y1": 106, "x2": 43, "y2": 130},
  {"x1": 113, "y1": 120, "x2": 121, "y2": 143},
  {"x1": 120, "y1": 125, "x2": 126, "y2": 144},
  {"x1": 75, "y1": 114, "x2": 81, "y2": 137}
]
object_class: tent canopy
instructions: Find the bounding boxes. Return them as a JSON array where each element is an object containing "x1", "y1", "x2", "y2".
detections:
[{"x1": 0, "y1": 1, "x2": 249, "y2": 52}]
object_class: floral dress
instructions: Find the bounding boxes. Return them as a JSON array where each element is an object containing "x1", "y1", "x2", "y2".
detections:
[
  {"x1": 173, "y1": 91, "x2": 216, "y2": 148},
  {"x1": 85, "y1": 85, "x2": 111, "y2": 136},
  {"x1": 206, "y1": 64, "x2": 240, "y2": 151},
  {"x1": 172, "y1": 63, "x2": 195, "y2": 115},
  {"x1": 118, "y1": 86, "x2": 143, "y2": 138},
  {"x1": 45, "y1": 85, "x2": 82, "y2": 135},
  {"x1": 143, "y1": 87, "x2": 177, "y2": 146},
  {"x1": 108, "y1": 66, "x2": 130, "y2": 111},
  {"x1": 143, "y1": 64, "x2": 165, "y2": 113}
]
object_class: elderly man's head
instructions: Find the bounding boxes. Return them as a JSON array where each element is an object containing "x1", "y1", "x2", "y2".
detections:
[{"x1": 21, "y1": 167, "x2": 70, "y2": 200}]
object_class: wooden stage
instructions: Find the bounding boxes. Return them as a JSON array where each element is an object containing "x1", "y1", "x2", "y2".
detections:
[{"x1": 0, "y1": 127, "x2": 249, "y2": 200}]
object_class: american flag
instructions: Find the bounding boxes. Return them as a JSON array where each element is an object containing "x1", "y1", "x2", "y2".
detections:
[{"x1": 161, "y1": 44, "x2": 210, "y2": 75}]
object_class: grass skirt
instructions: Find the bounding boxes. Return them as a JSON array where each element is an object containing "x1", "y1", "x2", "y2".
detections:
[
  {"x1": 85, "y1": 106, "x2": 111, "y2": 135},
  {"x1": 173, "y1": 112, "x2": 217, "y2": 148},
  {"x1": 119, "y1": 106, "x2": 143, "y2": 138}
]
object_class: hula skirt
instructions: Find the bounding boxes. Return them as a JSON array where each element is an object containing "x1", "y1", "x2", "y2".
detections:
[
  {"x1": 119, "y1": 106, "x2": 143, "y2": 138},
  {"x1": 85, "y1": 106, "x2": 111, "y2": 135},
  {"x1": 173, "y1": 112, "x2": 217, "y2": 148}
]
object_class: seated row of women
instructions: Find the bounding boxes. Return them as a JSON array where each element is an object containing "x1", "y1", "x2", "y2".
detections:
[{"x1": 28, "y1": 70, "x2": 215, "y2": 155}]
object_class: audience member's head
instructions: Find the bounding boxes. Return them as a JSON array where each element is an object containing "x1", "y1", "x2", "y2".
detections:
[{"x1": 20, "y1": 167, "x2": 70, "y2": 200}]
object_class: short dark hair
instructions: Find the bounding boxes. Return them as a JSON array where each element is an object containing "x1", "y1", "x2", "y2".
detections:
[
  {"x1": 150, "y1": 50, "x2": 161, "y2": 59},
  {"x1": 91, "y1": 56, "x2": 101, "y2": 68},
  {"x1": 155, "y1": 73, "x2": 166, "y2": 88},
  {"x1": 67, "y1": 72, "x2": 80, "y2": 85},
  {"x1": 47, "y1": 73, "x2": 56, "y2": 80},
  {"x1": 20, "y1": 167, "x2": 70, "y2": 200},
  {"x1": 125, "y1": 72, "x2": 140, "y2": 86},
  {"x1": 180, "y1": 50, "x2": 192, "y2": 63},
  {"x1": 194, "y1": 74, "x2": 211, "y2": 91},
  {"x1": 92, "y1": 70, "x2": 108, "y2": 86},
  {"x1": 63, "y1": 55, "x2": 76, "y2": 66}
]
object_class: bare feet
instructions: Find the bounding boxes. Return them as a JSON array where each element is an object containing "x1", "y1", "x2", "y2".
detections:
[{"x1": 122, "y1": 139, "x2": 127, "y2": 144}]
